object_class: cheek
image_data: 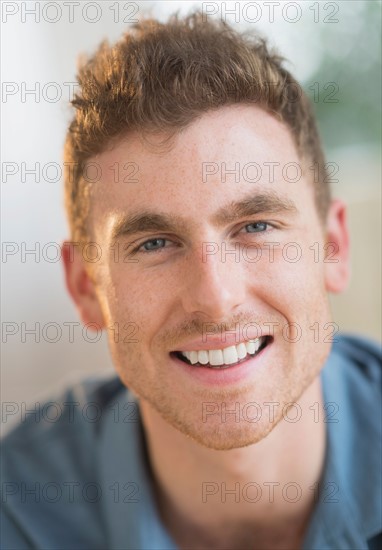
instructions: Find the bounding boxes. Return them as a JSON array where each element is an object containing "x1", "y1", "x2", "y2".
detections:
[
  {"x1": 104, "y1": 266, "x2": 176, "y2": 334},
  {"x1": 244, "y1": 244, "x2": 328, "y2": 319}
]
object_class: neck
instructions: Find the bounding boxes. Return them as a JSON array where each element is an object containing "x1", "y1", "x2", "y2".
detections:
[{"x1": 139, "y1": 376, "x2": 326, "y2": 548}]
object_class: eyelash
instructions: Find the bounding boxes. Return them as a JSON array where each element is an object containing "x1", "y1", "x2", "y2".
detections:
[{"x1": 131, "y1": 222, "x2": 274, "y2": 255}]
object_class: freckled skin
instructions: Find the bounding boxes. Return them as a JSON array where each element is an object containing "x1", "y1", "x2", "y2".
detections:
[{"x1": 87, "y1": 104, "x2": 334, "y2": 451}]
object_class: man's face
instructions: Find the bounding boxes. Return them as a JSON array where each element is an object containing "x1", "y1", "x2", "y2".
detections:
[{"x1": 82, "y1": 105, "x2": 338, "y2": 450}]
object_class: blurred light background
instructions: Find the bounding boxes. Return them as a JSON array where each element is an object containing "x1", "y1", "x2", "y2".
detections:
[{"x1": 1, "y1": 0, "x2": 381, "y2": 430}]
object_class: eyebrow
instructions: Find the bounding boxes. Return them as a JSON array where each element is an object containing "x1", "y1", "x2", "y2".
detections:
[
  {"x1": 110, "y1": 191, "x2": 298, "y2": 242},
  {"x1": 111, "y1": 212, "x2": 188, "y2": 243},
  {"x1": 211, "y1": 191, "x2": 297, "y2": 226}
]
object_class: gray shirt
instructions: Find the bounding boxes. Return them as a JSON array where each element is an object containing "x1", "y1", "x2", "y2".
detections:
[{"x1": 1, "y1": 334, "x2": 381, "y2": 549}]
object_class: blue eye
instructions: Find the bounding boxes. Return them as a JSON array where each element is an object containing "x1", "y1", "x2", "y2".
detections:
[
  {"x1": 140, "y1": 238, "x2": 167, "y2": 252},
  {"x1": 244, "y1": 222, "x2": 268, "y2": 233}
]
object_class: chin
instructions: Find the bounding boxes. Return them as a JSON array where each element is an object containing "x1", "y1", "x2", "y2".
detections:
[
  {"x1": 169, "y1": 409, "x2": 281, "y2": 451},
  {"x1": 188, "y1": 426, "x2": 275, "y2": 451}
]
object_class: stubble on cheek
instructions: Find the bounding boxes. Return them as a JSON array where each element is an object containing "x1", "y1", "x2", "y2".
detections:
[{"x1": 108, "y1": 331, "x2": 328, "y2": 451}]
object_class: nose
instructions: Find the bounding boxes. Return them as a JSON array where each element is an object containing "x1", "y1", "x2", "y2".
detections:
[{"x1": 180, "y1": 243, "x2": 246, "y2": 320}]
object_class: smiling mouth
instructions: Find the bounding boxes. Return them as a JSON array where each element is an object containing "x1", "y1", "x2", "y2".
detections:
[{"x1": 171, "y1": 336, "x2": 271, "y2": 369}]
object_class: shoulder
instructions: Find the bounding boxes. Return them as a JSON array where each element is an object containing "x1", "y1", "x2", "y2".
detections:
[
  {"x1": 333, "y1": 332, "x2": 381, "y2": 365},
  {"x1": 328, "y1": 332, "x2": 381, "y2": 390},
  {"x1": 321, "y1": 333, "x2": 381, "y2": 545},
  {"x1": 1, "y1": 374, "x2": 125, "y2": 469},
  {"x1": 0, "y1": 374, "x2": 125, "y2": 549},
  {"x1": 322, "y1": 332, "x2": 381, "y2": 433}
]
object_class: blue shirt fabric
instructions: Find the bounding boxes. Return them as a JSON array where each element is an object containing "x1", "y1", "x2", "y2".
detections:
[{"x1": 1, "y1": 334, "x2": 381, "y2": 549}]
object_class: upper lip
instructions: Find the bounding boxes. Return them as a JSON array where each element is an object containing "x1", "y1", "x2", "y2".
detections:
[{"x1": 172, "y1": 332, "x2": 270, "y2": 352}]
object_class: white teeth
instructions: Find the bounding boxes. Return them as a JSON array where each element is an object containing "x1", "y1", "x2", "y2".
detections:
[
  {"x1": 245, "y1": 339, "x2": 261, "y2": 354},
  {"x1": 179, "y1": 338, "x2": 265, "y2": 367},
  {"x1": 209, "y1": 349, "x2": 224, "y2": 366},
  {"x1": 245, "y1": 341, "x2": 256, "y2": 355},
  {"x1": 223, "y1": 346, "x2": 239, "y2": 365},
  {"x1": 237, "y1": 342, "x2": 247, "y2": 360},
  {"x1": 198, "y1": 350, "x2": 209, "y2": 365}
]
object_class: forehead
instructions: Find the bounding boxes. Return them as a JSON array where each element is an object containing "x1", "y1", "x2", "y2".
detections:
[
  {"x1": 106, "y1": 104, "x2": 296, "y2": 167},
  {"x1": 89, "y1": 104, "x2": 312, "y2": 234}
]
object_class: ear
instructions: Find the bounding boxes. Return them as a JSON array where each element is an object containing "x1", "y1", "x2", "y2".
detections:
[
  {"x1": 324, "y1": 199, "x2": 350, "y2": 293},
  {"x1": 61, "y1": 241, "x2": 106, "y2": 330}
]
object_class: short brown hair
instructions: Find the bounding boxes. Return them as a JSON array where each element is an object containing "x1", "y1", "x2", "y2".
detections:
[{"x1": 64, "y1": 10, "x2": 330, "y2": 245}]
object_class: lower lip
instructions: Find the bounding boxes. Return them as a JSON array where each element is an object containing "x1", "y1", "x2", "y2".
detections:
[{"x1": 169, "y1": 342, "x2": 272, "y2": 388}]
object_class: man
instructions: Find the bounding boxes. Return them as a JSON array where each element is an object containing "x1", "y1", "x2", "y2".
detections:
[{"x1": 1, "y1": 11, "x2": 381, "y2": 550}]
